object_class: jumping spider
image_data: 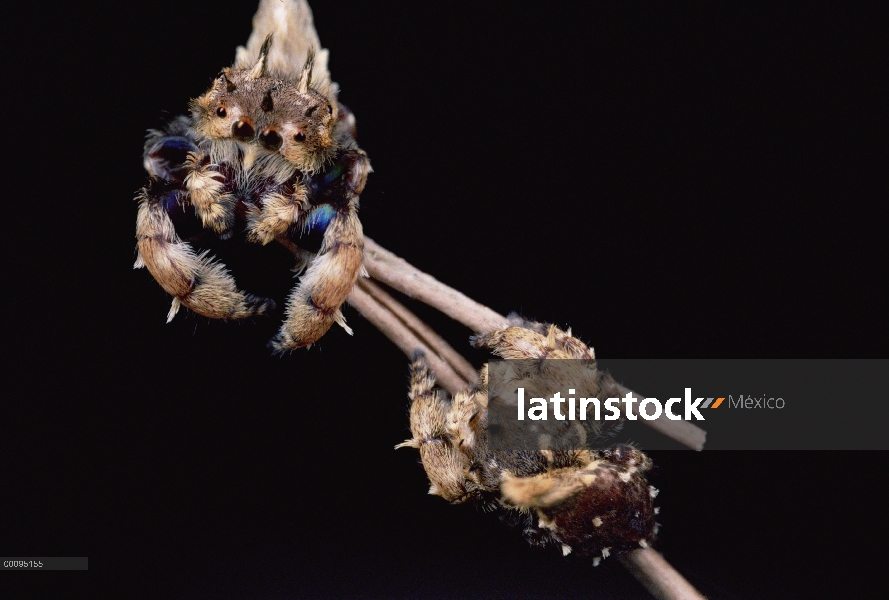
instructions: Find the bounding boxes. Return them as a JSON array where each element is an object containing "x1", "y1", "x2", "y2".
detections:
[
  {"x1": 136, "y1": 35, "x2": 369, "y2": 350},
  {"x1": 397, "y1": 320, "x2": 659, "y2": 564}
]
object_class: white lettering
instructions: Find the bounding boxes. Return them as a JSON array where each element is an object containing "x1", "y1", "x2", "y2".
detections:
[
  {"x1": 639, "y1": 398, "x2": 662, "y2": 420},
  {"x1": 685, "y1": 388, "x2": 705, "y2": 421}
]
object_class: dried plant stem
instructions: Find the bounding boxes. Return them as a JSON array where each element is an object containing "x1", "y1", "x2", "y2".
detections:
[
  {"x1": 363, "y1": 238, "x2": 510, "y2": 334},
  {"x1": 356, "y1": 278, "x2": 480, "y2": 385},
  {"x1": 362, "y1": 237, "x2": 707, "y2": 451},
  {"x1": 348, "y1": 279, "x2": 474, "y2": 395},
  {"x1": 619, "y1": 549, "x2": 707, "y2": 600}
]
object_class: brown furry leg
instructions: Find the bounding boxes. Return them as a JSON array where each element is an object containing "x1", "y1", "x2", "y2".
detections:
[
  {"x1": 246, "y1": 184, "x2": 308, "y2": 245},
  {"x1": 395, "y1": 354, "x2": 473, "y2": 501},
  {"x1": 270, "y1": 208, "x2": 364, "y2": 350},
  {"x1": 135, "y1": 191, "x2": 274, "y2": 320},
  {"x1": 397, "y1": 353, "x2": 444, "y2": 450},
  {"x1": 473, "y1": 322, "x2": 596, "y2": 361},
  {"x1": 182, "y1": 152, "x2": 236, "y2": 239}
]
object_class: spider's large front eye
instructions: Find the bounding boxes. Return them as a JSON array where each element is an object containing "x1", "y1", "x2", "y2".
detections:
[
  {"x1": 216, "y1": 106, "x2": 227, "y2": 118},
  {"x1": 232, "y1": 120, "x2": 255, "y2": 141},
  {"x1": 294, "y1": 132, "x2": 306, "y2": 143},
  {"x1": 259, "y1": 129, "x2": 283, "y2": 151}
]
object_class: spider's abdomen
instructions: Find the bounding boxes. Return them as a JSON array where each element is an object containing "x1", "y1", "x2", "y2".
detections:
[{"x1": 534, "y1": 459, "x2": 657, "y2": 559}]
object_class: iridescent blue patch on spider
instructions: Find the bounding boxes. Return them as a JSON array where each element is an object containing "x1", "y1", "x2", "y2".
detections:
[
  {"x1": 305, "y1": 204, "x2": 336, "y2": 235},
  {"x1": 322, "y1": 165, "x2": 344, "y2": 186},
  {"x1": 158, "y1": 136, "x2": 198, "y2": 157}
]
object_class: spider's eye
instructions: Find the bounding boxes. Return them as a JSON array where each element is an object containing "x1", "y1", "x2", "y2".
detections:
[
  {"x1": 259, "y1": 129, "x2": 283, "y2": 151},
  {"x1": 326, "y1": 104, "x2": 333, "y2": 115},
  {"x1": 294, "y1": 132, "x2": 306, "y2": 142},
  {"x1": 232, "y1": 120, "x2": 255, "y2": 141},
  {"x1": 216, "y1": 106, "x2": 227, "y2": 118}
]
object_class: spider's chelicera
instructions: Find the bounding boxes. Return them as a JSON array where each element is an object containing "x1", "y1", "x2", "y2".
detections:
[{"x1": 135, "y1": 35, "x2": 369, "y2": 351}]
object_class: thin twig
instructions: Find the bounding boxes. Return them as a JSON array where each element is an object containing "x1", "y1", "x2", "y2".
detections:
[
  {"x1": 347, "y1": 279, "x2": 471, "y2": 395},
  {"x1": 363, "y1": 237, "x2": 707, "y2": 451},
  {"x1": 356, "y1": 278, "x2": 479, "y2": 386},
  {"x1": 363, "y1": 238, "x2": 510, "y2": 334},
  {"x1": 619, "y1": 549, "x2": 707, "y2": 600}
]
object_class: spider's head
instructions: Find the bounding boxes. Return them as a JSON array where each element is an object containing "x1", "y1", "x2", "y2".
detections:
[
  {"x1": 189, "y1": 68, "x2": 258, "y2": 143},
  {"x1": 189, "y1": 36, "x2": 276, "y2": 144},
  {"x1": 252, "y1": 51, "x2": 338, "y2": 173}
]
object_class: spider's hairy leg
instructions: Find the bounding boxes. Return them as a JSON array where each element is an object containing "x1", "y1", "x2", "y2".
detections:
[
  {"x1": 473, "y1": 320, "x2": 595, "y2": 361},
  {"x1": 144, "y1": 116, "x2": 200, "y2": 183},
  {"x1": 270, "y1": 205, "x2": 363, "y2": 350},
  {"x1": 395, "y1": 352, "x2": 444, "y2": 452},
  {"x1": 182, "y1": 152, "x2": 237, "y2": 240},
  {"x1": 395, "y1": 354, "x2": 474, "y2": 502},
  {"x1": 135, "y1": 182, "x2": 275, "y2": 321},
  {"x1": 269, "y1": 149, "x2": 369, "y2": 351}
]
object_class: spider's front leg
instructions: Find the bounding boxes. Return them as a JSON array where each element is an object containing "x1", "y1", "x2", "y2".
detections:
[
  {"x1": 270, "y1": 148, "x2": 370, "y2": 350},
  {"x1": 395, "y1": 353, "x2": 478, "y2": 500},
  {"x1": 136, "y1": 127, "x2": 275, "y2": 321},
  {"x1": 144, "y1": 117, "x2": 237, "y2": 240},
  {"x1": 182, "y1": 152, "x2": 237, "y2": 240}
]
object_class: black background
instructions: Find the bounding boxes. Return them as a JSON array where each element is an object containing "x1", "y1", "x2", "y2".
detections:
[{"x1": 4, "y1": 1, "x2": 886, "y2": 598}]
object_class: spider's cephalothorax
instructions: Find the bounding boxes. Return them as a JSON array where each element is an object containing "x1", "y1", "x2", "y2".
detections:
[
  {"x1": 189, "y1": 38, "x2": 339, "y2": 176},
  {"x1": 397, "y1": 320, "x2": 659, "y2": 564},
  {"x1": 136, "y1": 34, "x2": 369, "y2": 350}
]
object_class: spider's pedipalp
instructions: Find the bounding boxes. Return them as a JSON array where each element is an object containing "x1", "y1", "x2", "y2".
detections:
[
  {"x1": 182, "y1": 152, "x2": 237, "y2": 239},
  {"x1": 246, "y1": 185, "x2": 309, "y2": 245},
  {"x1": 135, "y1": 187, "x2": 274, "y2": 321}
]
